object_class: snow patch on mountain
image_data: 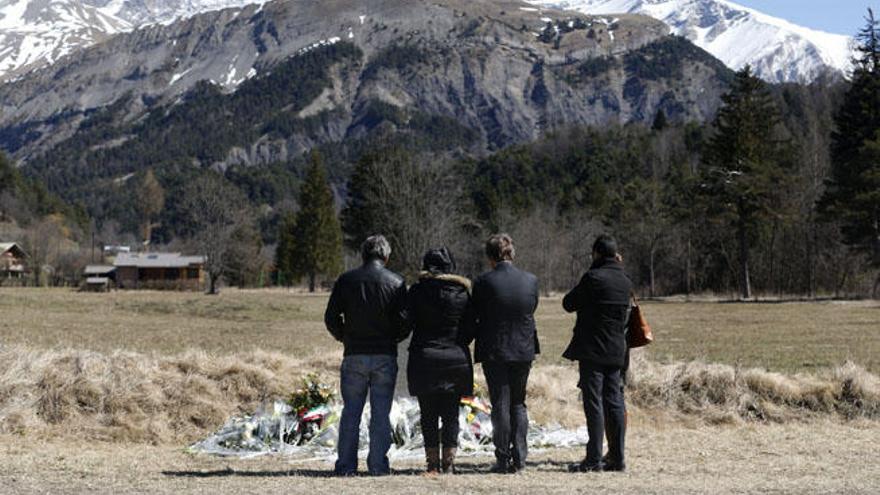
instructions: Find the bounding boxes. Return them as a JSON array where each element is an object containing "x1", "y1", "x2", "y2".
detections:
[
  {"x1": 525, "y1": 0, "x2": 855, "y2": 82},
  {"x1": 0, "y1": 0, "x2": 270, "y2": 80}
]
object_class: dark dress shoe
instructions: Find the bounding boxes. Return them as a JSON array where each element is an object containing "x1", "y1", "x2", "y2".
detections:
[
  {"x1": 601, "y1": 454, "x2": 626, "y2": 472},
  {"x1": 568, "y1": 461, "x2": 602, "y2": 473},
  {"x1": 490, "y1": 462, "x2": 512, "y2": 474}
]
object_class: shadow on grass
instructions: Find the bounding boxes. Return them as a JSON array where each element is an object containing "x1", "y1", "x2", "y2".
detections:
[
  {"x1": 162, "y1": 460, "x2": 577, "y2": 478},
  {"x1": 715, "y1": 296, "x2": 871, "y2": 304}
]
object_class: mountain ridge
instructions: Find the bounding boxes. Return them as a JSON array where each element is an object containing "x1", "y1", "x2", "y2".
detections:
[{"x1": 525, "y1": 0, "x2": 854, "y2": 82}]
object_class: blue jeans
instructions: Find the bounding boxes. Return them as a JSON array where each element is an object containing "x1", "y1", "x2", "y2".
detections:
[{"x1": 334, "y1": 354, "x2": 398, "y2": 475}]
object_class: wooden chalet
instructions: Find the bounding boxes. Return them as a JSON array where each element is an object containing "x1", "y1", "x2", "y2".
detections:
[
  {"x1": 113, "y1": 253, "x2": 206, "y2": 291},
  {"x1": 0, "y1": 242, "x2": 28, "y2": 284}
]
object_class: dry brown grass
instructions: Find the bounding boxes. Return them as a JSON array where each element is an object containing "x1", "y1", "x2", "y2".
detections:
[
  {"x1": 0, "y1": 345, "x2": 342, "y2": 443},
  {"x1": 1, "y1": 288, "x2": 878, "y2": 372},
  {"x1": 0, "y1": 344, "x2": 877, "y2": 445},
  {"x1": 0, "y1": 289, "x2": 878, "y2": 492},
  {"x1": 1, "y1": 419, "x2": 878, "y2": 494}
]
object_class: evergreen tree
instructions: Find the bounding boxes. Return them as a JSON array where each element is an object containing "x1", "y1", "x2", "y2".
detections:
[
  {"x1": 290, "y1": 151, "x2": 343, "y2": 291},
  {"x1": 820, "y1": 9, "x2": 880, "y2": 296},
  {"x1": 274, "y1": 211, "x2": 297, "y2": 287},
  {"x1": 135, "y1": 169, "x2": 165, "y2": 245},
  {"x1": 652, "y1": 109, "x2": 668, "y2": 131},
  {"x1": 699, "y1": 66, "x2": 791, "y2": 299}
]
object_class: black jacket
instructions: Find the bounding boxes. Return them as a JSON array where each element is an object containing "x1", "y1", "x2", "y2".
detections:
[
  {"x1": 562, "y1": 257, "x2": 633, "y2": 367},
  {"x1": 467, "y1": 261, "x2": 540, "y2": 363},
  {"x1": 324, "y1": 259, "x2": 408, "y2": 356},
  {"x1": 406, "y1": 273, "x2": 475, "y2": 396}
]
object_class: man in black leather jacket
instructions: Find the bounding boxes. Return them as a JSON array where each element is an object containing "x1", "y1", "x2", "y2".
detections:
[
  {"x1": 562, "y1": 234, "x2": 632, "y2": 473},
  {"x1": 466, "y1": 233, "x2": 540, "y2": 473},
  {"x1": 324, "y1": 235, "x2": 408, "y2": 476}
]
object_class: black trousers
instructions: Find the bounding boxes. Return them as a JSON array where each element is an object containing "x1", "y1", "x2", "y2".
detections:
[
  {"x1": 483, "y1": 361, "x2": 532, "y2": 467},
  {"x1": 417, "y1": 393, "x2": 460, "y2": 448},
  {"x1": 579, "y1": 362, "x2": 626, "y2": 467}
]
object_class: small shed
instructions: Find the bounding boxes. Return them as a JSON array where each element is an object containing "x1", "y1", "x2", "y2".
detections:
[
  {"x1": 82, "y1": 265, "x2": 117, "y2": 291},
  {"x1": 0, "y1": 242, "x2": 28, "y2": 281},
  {"x1": 83, "y1": 277, "x2": 111, "y2": 292},
  {"x1": 113, "y1": 252, "x2": 206, "y2": 291}
]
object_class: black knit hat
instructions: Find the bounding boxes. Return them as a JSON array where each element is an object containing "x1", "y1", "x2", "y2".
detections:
[{"x1": 422, "y1": 246, "x2": 456, "y2": 274}]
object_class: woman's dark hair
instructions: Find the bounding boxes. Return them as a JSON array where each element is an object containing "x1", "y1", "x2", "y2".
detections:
[
  {"x1": 422, "y1": 247, "x2": 456, "y2": 274},
  {"x1": 592, "y1": 234, "x2": 618, "y2": 259},
  {"x1": 485, "y1": 233, "x2": 515, "y2": 262}
]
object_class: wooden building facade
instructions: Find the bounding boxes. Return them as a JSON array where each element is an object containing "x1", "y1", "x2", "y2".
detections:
[
  {"x1": 0, "y1": 242, "x2": 28, "y2": 284},
  {"x1": 113, "y1": 253, "x2": 206, "y2": 291}
]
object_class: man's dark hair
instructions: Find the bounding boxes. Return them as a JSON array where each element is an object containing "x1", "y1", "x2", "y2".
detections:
[
  {"x1": 592, "y1": 234, "x2": 618, "y2": 259},
  {"x1": 485, "y1": 233, "x2": 515, "y2": 262}
]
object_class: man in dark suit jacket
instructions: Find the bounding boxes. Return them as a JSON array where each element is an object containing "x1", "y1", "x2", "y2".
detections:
[
  {"x1": 562, "y1": 234, "x2": 632, "y2": 472},
  {"x1": 467, "y1": 233, "x2": 540, "y2": 473}
]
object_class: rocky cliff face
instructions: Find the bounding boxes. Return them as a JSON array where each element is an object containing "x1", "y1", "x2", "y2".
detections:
[
  {"x1": 527, "y1": 0, "x2": 853, "y2": 83},
  {"x1": 0, "y1": 0, "x2": 731, "y2": 173}
]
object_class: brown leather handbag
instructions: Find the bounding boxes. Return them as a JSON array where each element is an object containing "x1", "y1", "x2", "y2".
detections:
[{"x1": 627, "y1": 292, "x2": 654, "y2": 348}]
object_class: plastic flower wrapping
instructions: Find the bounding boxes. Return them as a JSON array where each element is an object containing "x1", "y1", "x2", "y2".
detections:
[{"x1": 189, "y1": 376, "x2": 588, "y2": 460}]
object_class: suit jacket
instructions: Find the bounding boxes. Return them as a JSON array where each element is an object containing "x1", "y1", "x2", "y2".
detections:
[
  {"x1": 561, "y1": 257, "x2": 632, "y2": 367},
  {"x1": 466, "y1": 261, "x2": 540, "y2": 363}
]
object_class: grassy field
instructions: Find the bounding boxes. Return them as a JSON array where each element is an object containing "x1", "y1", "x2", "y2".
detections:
[
  {"x1": 0, "y1": 287, "x2": 878, "y2": 494},
  {"x1": 1, "y1": 419, "x2": 877, "y2": 494},
  {"x1": 1, "y1": 288, "x2": 877, "y2": 372}
]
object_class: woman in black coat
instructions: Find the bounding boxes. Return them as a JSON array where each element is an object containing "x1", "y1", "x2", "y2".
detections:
[{"x1": 406, "y1": 247, "x2": 474, "y2": 474}]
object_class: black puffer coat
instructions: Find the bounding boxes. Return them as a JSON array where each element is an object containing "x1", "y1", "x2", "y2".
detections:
[{"x1": 406, "y1": 272, "x2": 475, "y2": 397}]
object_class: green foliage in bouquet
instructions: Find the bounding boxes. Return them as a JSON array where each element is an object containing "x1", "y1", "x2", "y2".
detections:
[{"x1": 287, "y1": 374, "x2": 335, "y2": 413}]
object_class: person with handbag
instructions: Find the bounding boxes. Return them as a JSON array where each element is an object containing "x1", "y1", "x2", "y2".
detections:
[{"x1": 561, "y1": 234, "x2": 633, "y2": 472}]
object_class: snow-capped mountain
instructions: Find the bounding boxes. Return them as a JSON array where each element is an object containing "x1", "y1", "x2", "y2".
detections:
[
  {"x1": 526, "y1": 0, "x2": 854, "y2": 82},
  {"x1": 0, "y1": 0, "x2": 268, "y2": 80}
]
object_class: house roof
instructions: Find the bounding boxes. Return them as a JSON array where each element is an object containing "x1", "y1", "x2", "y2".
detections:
[
  {"x1": 0, "y1": 242, "x2": 28, "y2": 259},
  {"x1": 84, "y1": 265, "x2": 116, "y2": 275},
  {"x1": 113, "y1": 252, "x2": 206, "y2": 268}
]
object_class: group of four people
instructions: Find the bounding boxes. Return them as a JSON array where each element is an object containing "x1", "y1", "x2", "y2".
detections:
[{"x1": 324, "y1": 233, "x2": 632, "y2": 476}]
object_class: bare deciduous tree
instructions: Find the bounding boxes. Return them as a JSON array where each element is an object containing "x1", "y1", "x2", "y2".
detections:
[{"x1": 180, "y1": 175, "x2": 255, "y2": 294}]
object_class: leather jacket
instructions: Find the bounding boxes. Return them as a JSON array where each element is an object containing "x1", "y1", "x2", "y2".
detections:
[{"x1": 324, "y1": 259, "x2": 409, "y2": 356}]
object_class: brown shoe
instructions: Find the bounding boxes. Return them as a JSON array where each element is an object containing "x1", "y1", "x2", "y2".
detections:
[
  {"x1": 441, "y1": 447, "x2": 457, "y2": 474},
  {"x1": 424, "y1": 448, "x2": 441, "y2": 475}
]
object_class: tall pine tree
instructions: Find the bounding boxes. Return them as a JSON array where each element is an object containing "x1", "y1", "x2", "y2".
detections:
[
  {"x1": 820, "y1": 9, "x2": 880, "y2": 296},
  {"x1": 700, "y1": 66, "x2": 791, "y2": 299},
  {"x1": 289, "y1": 151, "x2": 343, "y2": 291},
  {"x1": 274, "y1": 211, "x2": 297, "y2": 287}
]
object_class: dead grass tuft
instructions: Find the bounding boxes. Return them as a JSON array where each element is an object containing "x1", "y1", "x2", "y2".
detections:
[
  {"x1": 1, "y1": 345, "x2": 878, "y2": 445},
  {"x1": 0, "y1": 345, "x2": 342, "y2": 444},
  {"x1": 627, "y1": 352, "x2": 880, "y2": 423}
]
